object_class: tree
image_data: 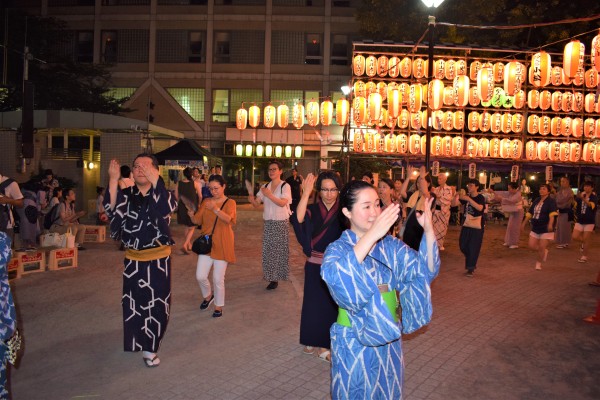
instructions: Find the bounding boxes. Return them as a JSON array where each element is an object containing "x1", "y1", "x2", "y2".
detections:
[{"x1": 0, "y1": 10, "x2": 130, "y2": 114}]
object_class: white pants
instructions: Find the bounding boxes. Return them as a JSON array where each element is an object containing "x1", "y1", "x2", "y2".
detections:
[{"x1": 196, "y1": 255, "x2": 228, "y2": 307}]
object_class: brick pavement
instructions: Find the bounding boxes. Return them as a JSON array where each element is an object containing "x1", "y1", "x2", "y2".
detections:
[{"x1": 7, "y1": 207, "x2": 600, "y2": 400}]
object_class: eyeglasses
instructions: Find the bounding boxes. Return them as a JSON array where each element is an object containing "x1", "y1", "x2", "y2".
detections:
[{"x1": 320, "y1": 188, "x2": 339, "y2": 193}]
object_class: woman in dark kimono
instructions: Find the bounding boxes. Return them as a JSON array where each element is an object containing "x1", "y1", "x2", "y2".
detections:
[{"x1": 291, "y1": 171, "x2": 343, "y2": 362}]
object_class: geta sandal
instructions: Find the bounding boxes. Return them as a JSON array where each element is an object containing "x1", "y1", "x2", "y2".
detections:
[
  {"x1": 318, "y1": 350, "x2": 331, "y2": 363},
  {"x1": 143, "y1": 354, "x2": 160, "y2": 368},
  {"x1": 302, "y1": 346, "x2": 315, "y2": 355}
]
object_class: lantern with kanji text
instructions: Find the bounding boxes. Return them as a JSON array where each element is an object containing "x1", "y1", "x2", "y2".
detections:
[
  {"x1": 452, "y1": 136, "x2": 464, "y2": 156},
  {"x1": 306, "y1": 101, "x2": 319, "y2": 127},
  {"x1": 428, "y1": 79, "x2": 445, "y2": 111},
  {"x1": 529, "y1": 51, "x2": 552, "y2": 87},
  {"x1": 491, "y1": 112, "x2": 502, "y2": 134},
  {"x1": 478, "y1": 138, "x2": 490, "y2": 157},
  {"x1": 550, "y1": 116, "x2": 562, "y2": 136},
  {"x1": 352, "y1": 97, "x2": 367, "y2": 126},
  {"x1": 434, "y1": 59, "x2": 445, "y2": 79},
  {"x1": 400, "y1": 57, "x2": 412, "y2": 78},
  {"x1": 468, "y1": 86, "x2": 481, "y2": 106},
  {"x1": 453, "y1": 75, "x2": 470, "y2": 107},
  {"x1": 570, "y1": 143, "x2": 580, "y2": 162},
  {"x1": 413, "y1": 58, "x2": 426, "y2": 79},
  {"x1": 504, "y1": 61, "x2": 525, "y2": 95},
  {"x1": 477, "y1": 64, "x2": 494, "y2": 102},
  {"x1": 320, "y1": 100, "x2": 333, "y2": 126},
  {"x1": 445, "y1": 59, "x2": 456, "y2": 80},
  {"x1": 377, "y1": 55, "x2": 389, "y2": 77},
  {"x1": 336, "y1": 99, "x2": 349, "y2": 126},
  {"x1": 493, "y1": 62, "x2": 505, "y2": 82},
  {"x1": 396, "y1": 134, "x2": 408, "y2": 154},
  {"x1": 561, "y1": 92, "x2": 573, "y2": 113},
  {"x1": 365, "y1": 55, "x2": 377, "y2": 77},
  {"x1": 248, "y1": 105, "x2": 261, "y2": 128},
  {"x1": 551, "y1": 66, "x2": 563, "y2": 86},
  {"x1": 409, "y1": 134, "x2": 421, "y2": 154},
  {"x1": 499, "y1": 138, "x2": 512, "y2": 158},
  {"x1": 548, "y1": 141, "x2": 561, "y2": 161},
  {"x1": 572, "y1": 118, "x2": 583, "y2": 138},
  {"x1": 468, "y1": 111, "x2": 480, "y2": 132},
  {"x1": 469, "y1": 60, "x2": 482, "y2": 80},
  {"x1": 514, "y1": 90, "x2": 526, "y2": 109},
  {"x1": 388, "y1": 56, "x2": 401, "y2": 78},
  {"x1": 585, "y1": 93, "x2": 597, "y2": 113},
  {"x1": 454, "y1": 111, "x2": 465, "y2": 130},
  {"x1": 353, "y1": 55, "x2": 366, "y2": 76},
  {"x1": 466, "y1": 137, "x2": 478, "y2": 157},
  {"x1": 387, "y1": 89, "x2": 401, "y2": 118},
  {"x1": 398, "y1": 109, "x2": 409, "y2": 129},
  {"x1": 573, "y1": 92, "x2": 584, "y2": 113},
  {"x1": 408, "y1": 84, "x2": 422, "y2": 113},
  {"x1": 526, "y1": 140, "x2": 537, "y2": 160},
  {"x1": 540, "y1": 115, "x2": 551, "y2": 136},
  {"x1": 551, "y1": 92, "x2": 563, "y2": 112},
  {"x1": 502, "y1": 113, "x2": 512, "y2": 133},
  {"x1": 277, "y1": 104, "x2": 289, "y2": 128},
  {"x1": 537, "y1": 140, "x2": 549, "y2": 160},
  {"x1": 263, "y1": 104, "x2": 276, "y2": 128},
  {"x1": 442, "y1": 135, "x2": 453, "y2": 156},
  {"x1": 236, "y1": 107, "x2": 248, "y2": 130},
  {"x1": 292, "y1": 103, "x2": 305, "y2": 129},
  {"x1": 563, "y1": 40, "x2": 585, "y2": 78},
  {"x1": 527, "y1": 90, "x2": 539, "y2": 109},
  {"x1": 431, "y1": 135, "x2": 443, "y2": 156},
  {"x1": 561, "y1": 116, "x2": 572, "y2": 136},
  {"x1": 489, "y1": 138, "x2": 501, "y2": 157},
  {"x1": 528, "y1": 114, "x2": 540, "y2": 134},
  {"x1": 353, "y1": 80, "x2": 366, "y2": 98},
  {"x1": 479, "y1": 111, "x2": 491, "y2": 132}
]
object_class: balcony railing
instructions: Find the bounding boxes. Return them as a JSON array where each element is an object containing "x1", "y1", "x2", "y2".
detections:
[{"x1": 42, "y1": 148, "x2": 101, "y2": 162}]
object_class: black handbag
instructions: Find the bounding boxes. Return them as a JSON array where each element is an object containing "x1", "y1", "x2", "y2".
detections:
[{"x1": 192, "y1": 199, "x2": 228, "y2": 255}]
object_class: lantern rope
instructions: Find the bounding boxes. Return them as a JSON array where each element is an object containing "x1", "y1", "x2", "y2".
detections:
[{"x1": 436, "y1": 13, "x2": 600, "y2": 31}]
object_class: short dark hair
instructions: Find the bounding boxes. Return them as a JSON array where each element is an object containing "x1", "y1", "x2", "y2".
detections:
[
  {"x1": 208, "y1": 174, "x2": 226, "y2": 187},
  {"x1": 183, "y1": 167, "x2": 193, "y2": 180},
  {"x1": 582, "y1": 180, "x2": 594, "y2": 189},
  {"x1": 132, "y1": 153, "x2": 159, "y2": 170},
  {"x1": 378, "y1": 178, "x2": 394, "y2": 189},
  {"x1": 269, "y1": 160, "x2": 284, "y2": 170},
  {"x1": 316, "y1": 170, "x2": 341, "y2": 192},
  {"x1": 340, "y1": 180, "x2": 376, "y2": 227},
  {"x1": 467, "y1": 179, "x2": 480, "y2": 189},
  {"x1": 508, "y1": 182, "x2": 519, "y2": 190},
  {"x1": 44, "y1": 169, "x2": 53, "y2": 177},
  {"x1": 53, "y1": 187, "x2": 63, "y2": 197},
  {"x1": 361, "y1": 171, "x2": 374, "y2": 182},
  {"x1": 96, "y1": 186, "x2": 105, "y2": 195},
  {"x1": 120, "y1": 165, "x2": 131, "y2": 178}
]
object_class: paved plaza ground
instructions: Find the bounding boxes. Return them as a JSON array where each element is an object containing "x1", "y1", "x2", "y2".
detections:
[{"x1": 6, "y1": 205, "x2": 600, "y2": 399}]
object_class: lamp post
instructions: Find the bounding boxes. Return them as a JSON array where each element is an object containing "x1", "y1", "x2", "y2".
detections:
[{"x1": 421, "y1": 0, "x2": 445, "y2": 170}]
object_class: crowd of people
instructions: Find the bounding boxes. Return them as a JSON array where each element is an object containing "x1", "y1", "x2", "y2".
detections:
[{"x1": 1, "y1": 159, "x2": 599, "y2": 398}]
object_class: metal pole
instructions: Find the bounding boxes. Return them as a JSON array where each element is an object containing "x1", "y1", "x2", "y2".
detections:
[{"x1": 424, "y1": 15, "x2": 435, "y2": 170}]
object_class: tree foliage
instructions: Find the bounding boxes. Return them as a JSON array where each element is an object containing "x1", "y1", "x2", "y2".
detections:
[{"x1": 0, "y1": 11, "x2": 129, "y2": 114}]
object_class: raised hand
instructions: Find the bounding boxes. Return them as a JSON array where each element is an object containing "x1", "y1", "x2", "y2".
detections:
[
  {"x1": 407, "y1": 166, "x2": 418, "y2": 180},
  {"x1": 369, "y1": 203, "x2": 401, "y2": 240},
  {"x1": 108, "y1": 159, "x2": 121, "y2": 182},
  {"x1": 139, "y1": 163, "x2": 160, "y2": 187},
  {"x1": 416, "y1": 196, "x2": 434, "y2": 233},
  {"x1": 301, "y1": 173, "x2": 316, "y2": 198}
]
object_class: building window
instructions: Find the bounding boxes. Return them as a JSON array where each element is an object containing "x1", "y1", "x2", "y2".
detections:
[
  {"x1": 214, "y1": 32, "x2": 230, "y2": 64},
  {"x1": 272, "y1": 31, "x2": 304, "y2": 64},
  {"x1": 102, "y1": 30, "x2": 149, "y2": 63},
  {"x1": 101, "y1": 31, "x2": 118, "y2": 63},
  {"x1": 305, "y1": 33, "x2": 322, "y2": 65},
  {"x1": 77, "y1": 31, "x2": 94, "y2": 63},
  {"x1": 270, "y1": 90, "x2": 303, "y2": 105},
  {"x1": 156, "y1": 30, "x2": 205, "y2": 63},
  {"x1": 212, "y1": 89, "x2": 263, "y2": 122},
  {"x1": 48, "y1": 0, "x2": 95, "y2": 5},
  {"x1": 167, "y1": 88, "x2": 205, "y2": 121},
  {"x1": 214, "y1": 31, "x2": 264, "y2": 64},
  {"x1": 331, "y1": 34, "x2": 349, "y2": 66},
  {"x1": 212, "y1": 90, "x2": 230, "y2": 122}
]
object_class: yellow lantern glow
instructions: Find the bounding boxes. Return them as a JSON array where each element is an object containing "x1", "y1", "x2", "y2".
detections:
[
  {"x1": 352, "y1": 97, "x2": 367, "y2": 126},
  {"x1": 398, "y1": 110, "x2": 409, "y2": 129},
  {"x1": 499, "y1": 138, "x2": 512, "y2": 158},
  {"x1": 443, "y1": 87, "x2": 454, "y2": 106},
  {"x1": 563, "y1": 40, "x2": 585, "y2": 78},
  {"x1": 376, "y1": 82, "x2": 387, "y2": 100},
  {"x1": 365, "y1": 81, "x2": 377, "y2": 96},
  {"x1": 428, "y1": 79, "x2": 445, "y2": 111},
  {"x1": 407, "y1": 84, "x2": 422, "y2": 113},
  {"x1": 284, "y1": 145, "x2": 292, "y2": 158},
  {"x1": 265, "y1": 145, "x2": 273, "y2": 157},
  {"x1": 385, "y1": 133, "x2": 396, "y2": 152},
  {"x1": 537, "y1": 140, "x2": 549, "y2": 161},
  {"x1": 320, "y1": 100, "x2": 333, "y2": 126},
  {"x1": 263, "y1": 104, "x2": 276, "y2": 128},
  {"x1": 453, "y1": 75, "x2": 470, "y2": 107},
  {"x1": 248, "y1": 105, "x2": 260, "y2": 128},
  {"x1": 551, "y1": 116, "x2": 562, "y2": 136},
  {"x1": 431, "y1": 110, "x2": 443, "y2": 130},
  {"x1": 399, "y1": 57, "x2": 412, "y2": 78},
  {"x1": 294, "y1": 145, "x2": 303, "y2": 158},
  {"x1": 430, "y1": 136, "x2": 443, "y2": 156},
  {"x1": 410, "y1": 112, "x2": 422, "y2": 130},
  {"x1": 387, "y1": 89, "x2": 401, "y2": 118},
  {"x1": 592, "y1": 32, "x2": 600, "y2": 72},
  {"x1": 443, "y1": 111, "x2": 454, "y2": 131},
  {"x1": 353, "y1": 54, "x2": 366, "y2": 76},
  {"x1": 336, "y1": 99, "x2": 349, "y2": 126},
  {"x1": 529, "y1": 52, "x2": 552, "y2": 87},
  {"x1": 275, "y1": 145, "x2": 283, "y2": 158},
  {"x1": 277, "y1": 104, "x2": 289, "y2": 128},
  {"x1": 377, "y1": 55, "x2": 389, "y2": 77},
  {"x1": 236, "y1": 108, "x2": 248, "y2": 130},
  {"x1": 235, "y1": 143, "x2": 243, "y2": 156},
  {"x1": 413, "y1": 58, "x2": 426, "y2": 79},
  {"x1": 245, "y1": 144, "x2": 253, "y2": 157},
  {"x1": 388, "y1": 56, "x2": 401, "y2": 78},
  {"x1": 504, "y1": 61, "x2": 525, "y2": 95},
  {"x1": 292, "y1": 103, "x2": 305, "y2": 129},
  {"x1": 255, "y1": 144, "x2": 264, "y2": 157},
  {"x1": 368, "y1": 93, "x2": 382, "y2": 123},
  {"x1": 365, "y1": 55, "x2": 377, "y2": 77},
  {"x1": 353, "y1": 80, "x2": 366, "y2": 98},
  {"x1": 526, "y1": 140, "x2": 537, "y2": 160},
  {"x1": 477, "y1": 64, "x2": 494, "y2": 102},
  {"x1": 551, "y1": 66, "x2": 563, "y2": 86}
]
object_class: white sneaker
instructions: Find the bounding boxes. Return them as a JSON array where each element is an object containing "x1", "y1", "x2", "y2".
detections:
[
  {"x1": 535, "y1": 262, "x2": 542, "y2": 270},
  {"x1": 578, "y1": 256, "x2": 588, "y2": 263},
  {"x1": 555, "y1": 244, "x2": 568, "y2": 249}
]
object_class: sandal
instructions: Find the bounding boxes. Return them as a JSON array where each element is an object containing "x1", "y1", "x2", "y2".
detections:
[
  {"x1": 318, "y1": 350, "x2": 331, "y2": 363},
  {"x1": 302, "y1": 346, "x2": 315, "y2": 355},
  {"x1": 143, "y1": 354, "x2": 160, "y2": 368}
]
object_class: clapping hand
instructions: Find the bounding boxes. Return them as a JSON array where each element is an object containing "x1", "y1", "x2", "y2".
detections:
[
  {"x1": 301, "y1": 173, "x2": 316, "y2": 198},
  {"x1": 369, "y1": 203, "x2": 401, "y2": 240},
  {"x1": 416, "y1": 197, "x2": 434, "y2": 234},
  {"x1": 407, "y1": 166, "x2": 418, "y2": 180},
  {"x1": 138, "y1": 163, "x2": 159, "y2": 187},
  {"x1": 108, "y1": 159, "x2": 121, "y2": 182}
]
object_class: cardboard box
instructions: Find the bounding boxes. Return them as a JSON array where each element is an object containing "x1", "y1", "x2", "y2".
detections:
[
  {"x1": 7, "y1": 257, "x2": 20, "y2": 280},
  {"x1": 14, "y1": 250, "x2": 46, "y2": 275},
  {"x1": 84, "y1": 225, "x2": 106, "y2": 243},
  {"x1": 48, "y1": 248, "x2": 78, "y2": 271}
]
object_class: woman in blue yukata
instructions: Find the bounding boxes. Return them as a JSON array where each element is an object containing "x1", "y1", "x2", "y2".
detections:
[{"x1": 321, "y1": 180, "x2": 440, "y2": 400}]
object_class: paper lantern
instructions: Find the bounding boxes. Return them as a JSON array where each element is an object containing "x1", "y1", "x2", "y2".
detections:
[
  {"x1": 468, "y1": 111, "x2": 480, "y2": 131},
  {"x1": 510, "y1": 139, "x2": 523, "y2": 159},
  {"x1": 456, "y1": 59, "x2": 467, "y2": 76},
  {"x1": 353, "y1": 80, "x2": 366, "y2": 98},
  {"x1": 445, "y1": 59, "x2": 456, "y2": 80},
  {"x1": 364, "y1": 132, "x2": 374, "y2": 152},
  {"x1": 428, "y1": 79, "x2": 445, "y2": 111},
  {"x1": 548, "y1": 141, "x2": 560, "y2": 161},
  {"x1": 365, "y1": 81, "x2": 377, "y2": 96},
  {"x1": 466, "y1": 137, "x2": 478, "y2": 157},
  {"x1": 573, "y1": 92, "x2": 583, "y2": 113},
  {"x1": 582, "y1": 142, "x2": 595, "y2": 162},
  {"x1": 284, "y1": 145, "x2": 293, "y2": 158},
  {"x1": 452, "y1": 136, "x2": 463, "y2": 156},
  {"x1": 265, "y1": 144, "x2": 273, "y2": 157},
  {"x1": 512, "y1": 113, "x2": 524, "y2": 133},
  {"x1": 368, "y1": 93, "x2": 382, "y2": 123},
  {"x1": 353, "y1": 55, "x2": 366, "y2": 76},
  {"x1": 499, "y1": 138, "x2": 512, "y2": 158},
  {"x1": 244, "y1": 144, "x2": 253, "y2": 157},
  {"x1": 413, "y1": 58, "x2": 426, "y2": 79},
  {"x1": 493, "y1": 62, "x2": 505, "y2": 82},
  {"x1": 255, "y1": 144, "x2": 264, "y2": 157},
  {"x1": 477, "y1": 64, "x2": 494, "y2": 102},
  {"x1": 526, "y1": 140, "x2": 537, "y2": 160},
  {"x1": 561, "y1": 116, "x2": 572, "y2": 137},
  {"x1": 468, "y1": 86, "x2": 481, "y2": 106},
  {"x1": 561, "y1": 68, "x2": 572, "y2": 85},
  {"x1": 453, "y1": 111, "x2": 465, "y2": 130},
  {"x1": 365, "y1": 55, "x2": 377, "y2": 77},
  {"x1": 504, "y1": 61, "x2": 525, "y2": 95},
  {"x1": 420, "y1": 135, "x2": 427, "y2": 155},
  {"x1": 529, "y1": 51, "x2": 552, "y2": 87},
  {"x1": 306, "y1": 101, "x2": 319, "y2": 127},
  {"x1": 572, "y1": 68, "x2": 584, "y2": 86},
  {"x1": 277, "y1": 104, "x2": 289, "y2": 128},
  {"x1": 384, "y1": 133, "x2": 395, "y2": 152},
  {"x1": 335, "y1": 99, "x2": 349, "y2": 126},
  {"x1": 292, "y1": 103, "x2": 305, "y2": 129},
  {"x1": 376, "y1": 82, "x2": 387, "y2": 100},
  {"x1": 398, "y1": 83, "x2": 410, "y2": 105},
  {"x1": 502, "y1": 113, "x2": 513, "y2": 134},
  {"x1": 431, "y1": 110, "x2": 443, "y2": 130},
  {"x1": 596, "y1": 120, "x2": 600, "y2": 139},
  {"x1": 434, "y1": 59, "x2": 445, "y2": 79},
  {"x1": 540, "y1": 116, "x2": 551, "y2": 136},
  {"x1": 374, "y1": 132, "x2": 385, "y2": 152},
  {"x1": 539, "y1": 90, "x2": 551, "y2": 110},
  {"x1": 563, "y1": 40, "x2": 585, "y2": 78},
  {"x1": 551, "y1": 92, "x2": 563, "y2": 112},
  {"x1": 398, "y1": 110, "x2": 409, "y2": 129},
  {"x1": 469, "y1": 60, "x2": 482, "y2": 80},
  {"x1": 453, "y1": 75, "x2": 470, "y2": 107},
  {"x1": 537, "y1": 140, "x2": 549, "y2": 160},
  {"x1": 491, "y1": 112, "x2": 502, "y2": 134},
  {"x1": 397, "y1": 57, "x2": 410, "y2": 78},
  {"x1": 528, "y1": 114, "x2": 540, "y2": 134},
  {"x1": 385, "y1": 111, "x2": 396, "y2": 129},
  {"x1": 410, "y1": 112, "x2": 422, "y2": 130},
  {"x1": 431, "y1": 135, "x2": 443, "y2": 156},
  {"x1": 585, "y1": 69, "x2": 599, "y2": 88},
  {"x1": 352, "y1": 131, "x2": 363, "y2": 152},
  {"x1": 443, "y1": 87, "x2": 454, "y2": 106},
  {"x1": 377, "y1": 55, "x2": 389, "y2": 77},
  {"x1": 396, "y1": 134, "x2": 408, "y2": 154},
  {"x1": 388, "y1": 56, "x2": 401, "y2": 78},
  {"x1": 442, "y1": 135, "x2": 452, "y2": 156},
  {"x1": 592, "y1": 32, "x2": 600, "y2": 72},
  {"x1": 585, "y1": 93, "x2": 597, "y2": 113},
  {"x1": 236, "y1": 108, "x2": 248, "y2": 130},
  {"x1": 550, "y1": 116, "x2": 562, "y2": 136},
  {"x1": 527, "y1": 90, "x2": 539, "y2": 109},
  {"x1": 320, "y1": 100, "x2": 333, "y2": 126},
  {"x1": 479, "y1": 111, "x2": 491, "y2": 132},
  {"x1": 263, "y1": 104, "x2": 276, "y2": 128},
  {"x1": 408, "y1": 84, "x2": 422, "y2": 113},
  {"x1": 489, "y1": 138, "x2": 501, "y2": 158},
  {"x1": 409, "y1": 134, "x2": 421, "y2": 154},
  {"x1": 478, "y1": 138, "x2": 490, "y2": 157},
  {"x1": 387, "y1": 89, "x2": 401, "y2": 119},
  {"x1": 561, "y1": 92, "x2": 573, "y2": 113},
  {"x1": 551, "y1": 66, "x2": 563, "y2": 86},
  {"x1": 490, "y1": 87, "x2": 505, "y2": 108},
  {"x1": 248, "y1": 105, "x2": 261, "y2": 128},
  {"x1": 376, "y1": 108, "x2": 388, "y2": 128},
  {"x1": 443, "y1": 111, "x2": 454, "y2": 131},
  {"x1": 584, "y1": 118, "x2": 595, "y2": 137},
  {"x1": 570, "y1": 143, "x2": 580, "y2": 162},
  {"x1": 513, "y1": 90, "x2": 526, "y2": 109},
  {"x1": 352, "y1": 97, "x2": 367, "y2": 126}
]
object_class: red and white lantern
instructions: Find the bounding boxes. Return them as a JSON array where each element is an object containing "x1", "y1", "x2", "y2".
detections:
[
  {"x1": 551, "y1": 66, "x2": 563, "y2": 86},
  {"x1": 263, "y1": 104, "x2": 276, "y2": 128},
  {"x1": 353, "y1": 55, "x2": 366, "y2": 76},
  {"x1": 453, "y1": 111, "x2": 465, "y2": 130},
  {"x1": 477, "y1": 64, "x2": 494, "y2": 102},
  {"x1": 248, "y1": 105, "x2": 261, "y2": 128},
  {"x1": 504, "y1": 61, "x2": 525, "y2": 95},
  {"x1": 336, "y1": 99, "x2": 349, "y2": 126},
  {"x1": 236, "y1": 107, "x2": 248, "y2": 130},
  {"x1": 527, "y1": 90, "x2": 539, "y2": 109},
  {"x1": 513, "y1": 90, "x2": 526, "y2": 109},
  {"x1": 529, "y1": 51, "x2": 552, "y2": 87},
  {"x1": 539, "y1": 90, "x2": 552, "y2": 110},
  {"x1": 563, "y1": 40, "x2": 585, "y2": 78},
  {"x1": 428, "y1": 79, "x2": 445, "y2": 111},
  {"x1": 453, "y1": 75, "x2": 470, "y2": 107},
  {"x1": 277, "y1": 104, "x2": 289, "y2": 128},
  {"x1": 387, "y1": 89, "x2": 401, "y2": 118},
  {"x1": 388, "y1": 56, "x2": 401, "y2": 78}
]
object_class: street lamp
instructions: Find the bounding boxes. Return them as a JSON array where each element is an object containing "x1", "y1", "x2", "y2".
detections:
[{"x1": 421, "y1": 0, "x2": 445, "y2": 170}]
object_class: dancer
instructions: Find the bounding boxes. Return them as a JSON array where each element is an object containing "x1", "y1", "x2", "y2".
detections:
[
  {"x1": 104, "y1": 155, "x2": 177, "y2": 368},
  {"x1": 458, "y1": 179, "x2": 486, "y2": 277},
  {"x1": 291, "y1": 171, "x2": 343, "y2": 363},
  {"x1": 431, "y1": 172, "x2": 456, "y2": 250},
  {"x1": 555, "y1": 176, "x2": 574, "y2": 249},
  {"x1": 175, "y1": 167, "x2": 202, "y2": 255},
  {"x1": 496, "y1": 182, "x2": 523, "y2": 249},
  {"x1": 0, "y1": 231, "x2": 17, "y2": 398},
  {"x1": 321, "y1": 180, "x2": 439, "y2": 399},
  {"x1": 521, "y1": 184, "x2": 557, "y2": 271},
  {"x1": 399, "y1": 166, "x2": 435, "y2": 251},
  {"x1": 572, "y1": 181, "x2": 597, "y2": 263}
]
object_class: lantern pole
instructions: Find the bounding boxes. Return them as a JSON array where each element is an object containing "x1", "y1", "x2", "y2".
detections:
[{"x1": 424, "y1": 15, "x2": 436, "y2": 171}]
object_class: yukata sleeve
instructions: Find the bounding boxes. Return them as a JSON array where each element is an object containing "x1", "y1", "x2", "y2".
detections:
[
  {"x1": 103, "y1": 186, "x2": 127, "y2": 241},
  {"x1": 290, "y1": 207, "x2": 313, "y2": 257},
  {"x1": 322, "y1": 240, "x2": 401, "y2": 346},
  {"x1": 386, "y1": 235, "x2": 440, "y2": 334},
  {"x1": 149, "y1": 178, "x2": 177, "y2": 219},
  {"x1": 0, "y1": 232, "x2": 16, "y2": 341}
]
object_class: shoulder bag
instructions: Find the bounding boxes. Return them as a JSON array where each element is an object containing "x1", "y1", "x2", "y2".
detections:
[{"x1": 192, "y1": 199, "x2": 228, "y2": 255}]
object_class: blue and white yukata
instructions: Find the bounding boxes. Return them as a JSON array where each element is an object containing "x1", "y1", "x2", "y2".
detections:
[
  {"x1": 0, "y1": 232, "x2": 16, "y2": 398},
  {"x1": 321, "y1": 230, "x2": 440, "y2": 400}
]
